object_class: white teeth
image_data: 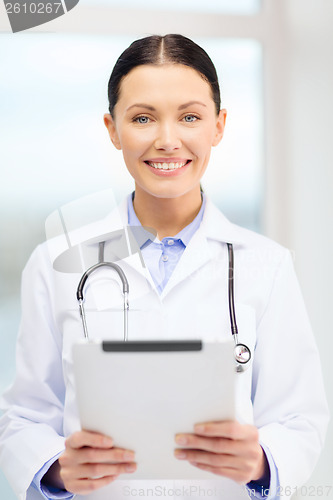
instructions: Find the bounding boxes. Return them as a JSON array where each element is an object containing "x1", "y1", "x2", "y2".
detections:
[{"x1": 147, "y1": 161, "x2": 188, "y2": 170}]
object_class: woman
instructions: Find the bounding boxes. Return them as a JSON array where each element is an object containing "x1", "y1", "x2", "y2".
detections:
[{"x1": 0, "y1": 34, "x2": 329, "y2": 500}]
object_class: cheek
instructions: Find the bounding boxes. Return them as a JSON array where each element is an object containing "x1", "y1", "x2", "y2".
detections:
[
  {"x1": 121, "y1": 129, "x2": 153, "y2": 157},
  {"x1": 187, "y1": 132, "x2": 214, "y2": 158}
]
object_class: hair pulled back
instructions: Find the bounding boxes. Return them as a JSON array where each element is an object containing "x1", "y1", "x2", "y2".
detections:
[{"x1": 107, "y1": 34, "x2": 221, "y2": 117}]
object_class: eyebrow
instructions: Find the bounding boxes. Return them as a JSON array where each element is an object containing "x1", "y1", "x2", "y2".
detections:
[{"x1": 126, "y1": 101, "x2": 207, "y2": 112}]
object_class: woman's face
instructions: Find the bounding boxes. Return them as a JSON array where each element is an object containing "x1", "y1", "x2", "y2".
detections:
[{"x1": 104, "y1": 64, "x2": 226, "y2": 200}]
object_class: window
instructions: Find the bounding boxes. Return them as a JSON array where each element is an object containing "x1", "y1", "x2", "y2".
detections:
[{"x1": 0, "y1": 34, "x2": 263, "y2": 231}]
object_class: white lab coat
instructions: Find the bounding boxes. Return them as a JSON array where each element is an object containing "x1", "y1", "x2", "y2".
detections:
[{"x1": 0, "y1": 195, "x2": 329, "y2": 500}]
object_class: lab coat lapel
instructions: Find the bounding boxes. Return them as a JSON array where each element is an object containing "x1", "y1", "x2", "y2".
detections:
[
  {"x1": 107, "y1": 196, "x2": 158, "y2": 291},
  {"x1": 157, "y1": 197, "x2": 245, "y2": 299},
  {"x1": 117, "y1": 251, "x2": 157, "y2": 292},
  {"x1": 159, "y1": 229, "x2": 212, "y2": 299}
]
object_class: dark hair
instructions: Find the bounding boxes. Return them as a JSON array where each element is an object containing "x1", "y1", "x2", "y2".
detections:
[{"x1": 107, "y1": 34, "x2": 221, "y2": 117}]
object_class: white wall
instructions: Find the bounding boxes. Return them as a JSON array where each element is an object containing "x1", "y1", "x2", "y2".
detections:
[
  {"x1": 288, "y1": 2, "x2": 333, "y2": 497},
  {"x1": 264, "y1": 1, "x2": 333, "y2": 497}
]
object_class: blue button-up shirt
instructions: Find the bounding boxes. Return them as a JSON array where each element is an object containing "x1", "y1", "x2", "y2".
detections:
[{"x1": 127, "y1": 191, "x2": 206, "y2": 294}]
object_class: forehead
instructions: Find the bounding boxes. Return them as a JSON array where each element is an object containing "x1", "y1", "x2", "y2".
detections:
[{"x1": 117, "y1": 64, "x2": 214, "y2": 109}]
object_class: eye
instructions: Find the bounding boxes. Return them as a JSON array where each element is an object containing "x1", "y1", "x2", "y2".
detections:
[
  {"x1": 183, "y1": 114, "x2": 199, "y2": 123},
  {"x1": 133, "y1": 115, "x2": 150, "y2": 124}
]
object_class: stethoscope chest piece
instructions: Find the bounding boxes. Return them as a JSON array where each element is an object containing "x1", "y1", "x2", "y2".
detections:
[{"x1": 234, "y1": 343, "x2": 251, "y2": 373}]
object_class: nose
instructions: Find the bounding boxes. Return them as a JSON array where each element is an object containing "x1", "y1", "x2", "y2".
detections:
[{"x1": 154, "y1": 122, "x2": 182, "y2": 151}]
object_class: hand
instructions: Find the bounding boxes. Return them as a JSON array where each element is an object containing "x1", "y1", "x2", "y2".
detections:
[
  {"x1": 46, "y1": 430, "x2": 137, "y2": 494},
  {"x1": 174, "y1": 421, "x2": 269, "y2": 485}
]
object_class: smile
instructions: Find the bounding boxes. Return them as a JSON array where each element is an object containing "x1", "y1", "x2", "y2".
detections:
[{"x1": 144, "y1": 160, "x2": 191, "y2": 170}]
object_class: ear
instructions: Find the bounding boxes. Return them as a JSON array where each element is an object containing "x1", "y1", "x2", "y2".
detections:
[
  {"x1": 103, "y1": 113, "x2": 122, "y2": 150},
  {"x1": 212, "y1": 108, "x2": 227, "y2": 147}
]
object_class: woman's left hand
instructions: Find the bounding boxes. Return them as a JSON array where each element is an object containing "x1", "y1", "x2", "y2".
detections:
[{"x1": 174, "y1": 420, "x2": 269, "y2": 485}]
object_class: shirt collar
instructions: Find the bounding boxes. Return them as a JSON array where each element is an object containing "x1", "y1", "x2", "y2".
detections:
[
  {"x1": 127, "y1": 191, "x2": 206, "y2": 248},
  {"x1": 125, "y1": 191, "x2": 247, "y2": 249}
]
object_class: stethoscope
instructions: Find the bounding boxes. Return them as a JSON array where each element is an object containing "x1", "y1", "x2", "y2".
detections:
[{"x1": 76, "y1": 242, "x2": 251, "y2": 372}]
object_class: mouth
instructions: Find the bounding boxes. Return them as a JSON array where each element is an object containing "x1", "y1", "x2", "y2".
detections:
[{"x1": 144, "y1": 160, "x2": 192, "y2": 171}]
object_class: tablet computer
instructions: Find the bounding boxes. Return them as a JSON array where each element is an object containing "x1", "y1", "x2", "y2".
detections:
[{"x1": 73, "y1": 339, "x2": 235, "y2": 480}]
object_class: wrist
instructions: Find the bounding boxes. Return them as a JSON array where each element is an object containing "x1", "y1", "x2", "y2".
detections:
[
  {"x1": 252, "y1": 445, "x2": 270, "y2": 483},
  {"x1": 42, "y1": 459, "x2": 66, "y2": 490}
]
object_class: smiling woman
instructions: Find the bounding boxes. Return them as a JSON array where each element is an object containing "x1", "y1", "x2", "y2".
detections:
[
  {"x1": 103, "y1": 63, "x2": 226, "y2": 237},
  {"x1": 103, "y1": 34, "x2": 227, "y2": 238},
  {"x1": 0, "y1": 34, "x2": 329, "y2": 500}
]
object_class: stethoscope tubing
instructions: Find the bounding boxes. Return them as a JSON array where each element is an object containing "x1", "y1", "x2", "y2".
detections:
[
  {"x1": 227, "y1": 243, "x2": 238, "y2": 337},
  {"x1": 77, "y1": 261, "x2": 129, "y2": 341},
  {"x1": 76, "y1": 242, "x2": 251, "y2": 368}
]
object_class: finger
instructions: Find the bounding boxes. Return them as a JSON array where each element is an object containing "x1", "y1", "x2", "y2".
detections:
[
  {"x1": 193, "y1": 421, "x2": 258, "y2": 441},
  {"x1": 60, "y1": 447, "x2": 135, "y2": 467},
  {"x1": 67, "y1": 462, "x2": 137, "y2": 480},
  {"x1": 66, "y1": 430, "x2": 114, "y2": 450},
  {"x1": 65, "y1": 474, "x2": 119, "y2": 494},
  {"x1": 188, "y1": 462, "x2": 250, "y2": 484},
  {"x1": 76, "y1": 447, "x2": 135, "y2": 465},
  {"x1": 175, "y1": 433, "x2": 245, "y2": 455},
  {"x1": 174, "y1": 449, "x2": 241, "y2": 469}
]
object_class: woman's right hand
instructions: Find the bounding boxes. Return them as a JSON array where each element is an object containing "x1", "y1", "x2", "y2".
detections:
[{"x1": 57, "y1": 430, "x2": 137, "y2": 494}]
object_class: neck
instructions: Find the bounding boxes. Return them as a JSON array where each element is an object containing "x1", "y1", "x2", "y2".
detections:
[{"x1": 132, "y1": 186, "x2": 203, "y2": 240}]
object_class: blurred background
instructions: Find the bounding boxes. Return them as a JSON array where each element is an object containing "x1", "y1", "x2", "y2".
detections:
[{"x1": 0, "y1": 0, "x2": 332, "y2": 498}]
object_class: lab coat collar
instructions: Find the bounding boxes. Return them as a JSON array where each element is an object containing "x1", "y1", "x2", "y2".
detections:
[
  {"x1": 200, "y1": 196, "x2": 246, "y2": 246},
  {"x1": 78, "y1": 193, "x2": 245, "y2": 245},
  {"x1": 48, "y1": 193, "x2": 245, "y2": 285}
]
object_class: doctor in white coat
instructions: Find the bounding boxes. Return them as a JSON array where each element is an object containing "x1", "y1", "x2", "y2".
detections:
[{"x1": 0, "y1": 34, "x2": 329, "y2": 500}]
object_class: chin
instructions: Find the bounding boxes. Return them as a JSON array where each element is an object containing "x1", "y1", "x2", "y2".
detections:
[{"x1": 145, "y1": 186, "x2": 200, "y2": 200}]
